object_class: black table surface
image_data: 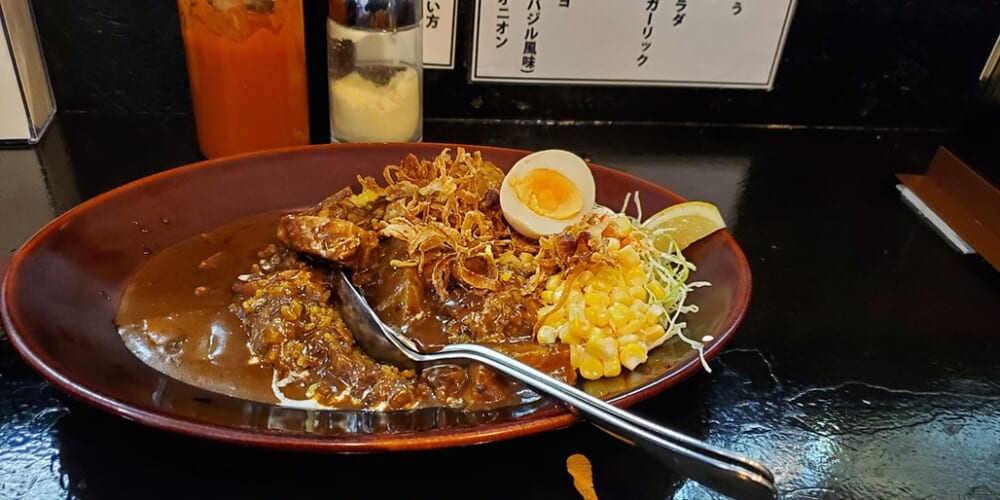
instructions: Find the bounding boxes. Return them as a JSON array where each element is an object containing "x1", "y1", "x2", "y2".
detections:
[{"x1": 1, "y1": 114, "x2": 998, "y2": 499}]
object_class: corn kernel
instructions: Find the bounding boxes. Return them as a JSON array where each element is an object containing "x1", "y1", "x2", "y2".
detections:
[
  {"x1": 543, "y1": 309, "x2": 566, "y2": 326},
  {"x1": 537, "y1": 325, "x2": 558, "y2": 344},
  {"x1": 570, "y1": 345, "x2": 582, "y2": 369},
  {"x1": 498, "y1": 251, "x2": 521, "y2": 267},
  {"x1": 617, "y1": 334, "x2": 643, "y2": 347},
  {"x1": 609, "y1": 303, "x2": 633, "y2": 330},
  {"x1": 560, "y1": 325, "x2": 585, "y2": 345},
  {"x1": 590, "y1": 277, "x2": 613, "y2": 292},
  {"x1": 586, "y1": 308, "x2": 610, "y2": 328},
  {"x1": 603, "y1": 358, "x2": 622, "y2": 378},
  {"x1": 619, "y1": 318, "x2": 645, "y2": 337},
  {"x1": 620, "y1": 343, "x2": 648, "y2": 370},
  {"x1": 556, "y1": 323, "x2": 569, "y2": 340},
  {"x1": 611, "y1": 216, "x2": 633, "y2": 237},
  {"x1": 589, "y1": 326, "x2": 605, "y2": 341},
  {"x1": 646, "y1": 304, "x2": 666, "y2": 321},
  {"x1": 642, "y1": 324, "x2": 668, "y2": 346},
  {"x1": 584, "y1": 291, "x2": 610, "y2": 308},
  {"x1": 578, "y1": 352, "x2": 605, "y2": 380},
  {"x1": 646, "y1": 281, "x2": 667, "y2": 300},
  {"x1": 616, "y1": 246, "x2": 641, "y2": 268},
  {"x1": 545, "y1": 274, "x2": 563, "y2": 291},
  {"x1": 626, "y1": 269, "x2": 646, "y2": 287},
  {"x1": 585, "y1": 335, "x2": 618, "y2": 360},
  {"x1": 610, "y1": 287, "x2": 631, "y2": 306},
  {"x1": 644, "y1": 310, "x2": 662, "y2": 325},
  {"x1": 534, "y1": 256, "x2": 667, "y2": 380}
]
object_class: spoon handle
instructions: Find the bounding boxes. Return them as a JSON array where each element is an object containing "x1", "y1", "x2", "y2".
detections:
[{"x1": 438, "y1": 343, "x2": 777, "y2": 500}]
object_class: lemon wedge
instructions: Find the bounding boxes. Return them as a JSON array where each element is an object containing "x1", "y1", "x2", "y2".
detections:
[{"x1": 641, "y1": 201, "x2": 726, "y2": 250}]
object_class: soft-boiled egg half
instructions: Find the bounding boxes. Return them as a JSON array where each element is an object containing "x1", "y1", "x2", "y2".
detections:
[{"x1": 500, "y1": 149, "x2": 596, "y2": 239}]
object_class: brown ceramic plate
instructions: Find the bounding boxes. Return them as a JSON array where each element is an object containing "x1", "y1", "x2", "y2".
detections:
[{"x1": 1, "y1": 143, "x2": 750, "y2": 452}]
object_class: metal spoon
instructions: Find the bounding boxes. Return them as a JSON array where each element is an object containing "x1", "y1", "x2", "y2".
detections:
[{"x1": 333, "y1": 267, "x2": 777, "y2": 500}]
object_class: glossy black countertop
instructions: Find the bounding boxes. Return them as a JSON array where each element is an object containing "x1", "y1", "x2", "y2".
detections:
[{"x1": 1, "y1": 114, "x2": 998, "y2": 499}]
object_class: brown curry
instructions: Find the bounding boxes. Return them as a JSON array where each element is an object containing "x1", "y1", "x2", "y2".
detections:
[{"x1": 116, "y1": 149, "x2": 578, "y2": 411}]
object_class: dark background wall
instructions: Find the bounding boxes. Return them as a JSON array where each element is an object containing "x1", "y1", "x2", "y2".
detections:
[{"x1": 30, "y1": 1, "x2": 1000, "y2": 133}]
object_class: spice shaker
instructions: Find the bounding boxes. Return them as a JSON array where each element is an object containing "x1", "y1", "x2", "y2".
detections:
[
  {"x1": 178, "y1": 0, "x2": 310, "y2": 159},
  {"x1": 327, "y1": 0, "x2": 423, "y2": 143}
]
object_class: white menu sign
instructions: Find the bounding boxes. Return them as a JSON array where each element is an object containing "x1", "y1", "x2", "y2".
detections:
[
  {"x1": 422, "y1": 0, "x2": 458, "y2": 69},
  {"x1": 471, "y1": 0, "x2": 797, "y2": 89}
]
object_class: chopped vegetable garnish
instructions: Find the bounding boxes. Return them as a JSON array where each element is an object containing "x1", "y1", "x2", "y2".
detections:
[{"x1": 532, "y1": 194, "x2": 715, "y2": 378}]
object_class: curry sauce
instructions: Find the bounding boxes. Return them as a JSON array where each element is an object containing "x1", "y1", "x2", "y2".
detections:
[
  {"x1": 116, "y1": 212, "x2": 285, "y2": 403},
  {"x1": 115, "y1": 211, "x2": 570, "y2": 410}
]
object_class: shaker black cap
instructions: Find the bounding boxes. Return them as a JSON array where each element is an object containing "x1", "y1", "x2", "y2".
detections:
[{"x1": 329, "y1": 0, "x2": 421, "y2": 30}]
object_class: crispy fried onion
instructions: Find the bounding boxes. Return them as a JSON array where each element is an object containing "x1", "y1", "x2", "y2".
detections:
[
  {"x1": 365, "y1": 148, "x2": 533, "y2": 299},
  {"x1": 347, "y1": 148, "x2": 617, "y2": 301}
]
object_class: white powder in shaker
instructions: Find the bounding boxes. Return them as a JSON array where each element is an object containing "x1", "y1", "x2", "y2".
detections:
[{"x1": 330, "y1": 67, "x2": 420, "y2": 142}]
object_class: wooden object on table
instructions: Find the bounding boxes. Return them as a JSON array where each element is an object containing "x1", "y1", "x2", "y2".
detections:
[{"x1": 897, "y1": 147, "x2": 1000, "y2": 271}]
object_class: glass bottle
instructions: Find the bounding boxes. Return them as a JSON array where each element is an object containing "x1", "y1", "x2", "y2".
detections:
[
  {"x1": 327, "y1": 0, "x2": 423, "y2": 143},
  {"x1": 177, "y1": 0, "x2": 310, "y2": 159}
]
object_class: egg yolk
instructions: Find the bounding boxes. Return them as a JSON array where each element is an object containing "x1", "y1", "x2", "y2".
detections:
[{"x1": 510, "y1": 168, "x2": 583, "y2": 220}]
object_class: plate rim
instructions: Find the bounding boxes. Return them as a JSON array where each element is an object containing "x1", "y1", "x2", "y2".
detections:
[{"x1": 1, "y1": 141, "x2": 751, "y2": 451}]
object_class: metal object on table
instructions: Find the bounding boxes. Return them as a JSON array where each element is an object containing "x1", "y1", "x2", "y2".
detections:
[
  {"x1": 0, "y1": 0, "x2": 56, "y2": 144},
  {"x1": 333, "y1": 267, "x2": 778, "y2": 500},
  {"x1": 978, "y1": 33, "x2": 1000, "y2": 106}
]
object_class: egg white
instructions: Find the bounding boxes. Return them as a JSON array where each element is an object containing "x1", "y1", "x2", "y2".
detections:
[{"x1": 500, "y1": 149, "x2": 597, "y2": 239}]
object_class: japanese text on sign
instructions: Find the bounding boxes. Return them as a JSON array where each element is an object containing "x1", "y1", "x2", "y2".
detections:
[
  {"x1": 472, "y1": 0, "x2": 797, "y2": 89},
  {"x1": 423, "y1": 0, "x2": 458, "y2": 69}
]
